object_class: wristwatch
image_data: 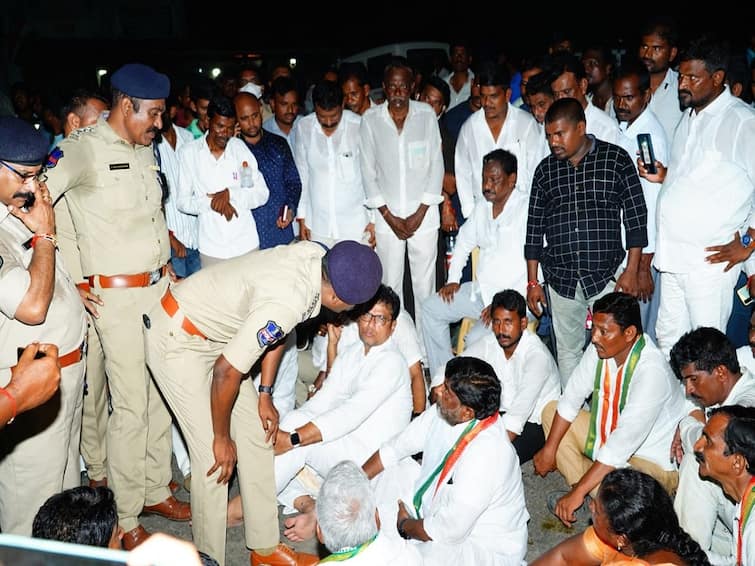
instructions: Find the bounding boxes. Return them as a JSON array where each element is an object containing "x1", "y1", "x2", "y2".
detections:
[
  {"x1": 290, "y1": 431, "x2": 301, "y2": 447},
  {"x1": 742, "y1": 234, "x2": 755, "y2": 249},
  {"x1": 258, "y1": 384, "x2": 274, "y2": 395}
]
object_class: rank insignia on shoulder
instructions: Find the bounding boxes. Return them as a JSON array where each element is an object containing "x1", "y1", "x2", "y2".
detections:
[
  {"x1": 46, "y1": 147, "x2": 64, "y2": 168},
  {"x1": 68, "y1": 125, "x2": 95, "y2": 140},
  {"x1": 257, "y1": 320, "x2": 284, "y2": 347}
]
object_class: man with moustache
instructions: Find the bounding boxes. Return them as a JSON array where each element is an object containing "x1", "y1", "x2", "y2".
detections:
[
  {"x1": 45, "y1": 63, "x2": 189, "y2": 549},
  {"x1": 338, "y1": 62, "x2": 373, "y2": 116},
  {"x1": 422, "y1": 149, "x2": 530, "y2": 377},
  {"x1": 525, "y1": 98, "x2": 647, "y2": 381},
  {"x1": 263, "y1": 76, "x2": 301, "y2": 151},
  {"x1": 429, "y1": 289, "x2": 560, "y2": 463},
  {"x1": 692, "y1": 405, "x2": 755, "y2": 565},
  {"x1": 612, "y1": 61, "x2": 668, "y2": 338},
  {"x1": 534, "y1": 292, "x2": 683, "y2": 528},
  {"x1": 651, "y1": 36, "x2": 755, "y2": 358},
  {"x1": 0, "y1": 117, "x2": 86, "y2": 535},
  {"x1": 177, "y1": 95, "x2": 269, "y2": 267},
  {"x1": 669, "y1": 327, "x2": 755, "y2": 562}
]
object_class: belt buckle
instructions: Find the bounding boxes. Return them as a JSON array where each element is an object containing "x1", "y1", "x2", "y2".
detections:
[{"x1": 148, "y1": 268, "x2": 161, "y2": 286}]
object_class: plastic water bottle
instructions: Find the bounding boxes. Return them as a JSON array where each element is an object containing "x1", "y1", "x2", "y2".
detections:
[
  {"x1": 240, "y1": 161, "x2": 254, "y2": 188},
  {"x1": 445, "y1": 234, "x2": 456, "y2": 273}
]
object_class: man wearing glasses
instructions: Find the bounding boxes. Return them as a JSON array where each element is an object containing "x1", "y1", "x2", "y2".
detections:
[{"x1": 0, "y1": 116, "x2": 87, "y2": 535}]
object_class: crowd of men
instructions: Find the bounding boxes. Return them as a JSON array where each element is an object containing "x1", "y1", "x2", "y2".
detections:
[{"x1": 1, "y1": 17, "x2": 755, "y2": 566}]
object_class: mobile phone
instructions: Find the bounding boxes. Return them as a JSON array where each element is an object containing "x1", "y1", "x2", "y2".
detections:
[
  {"x1": 17, "y1": 347, "x2": 46, "y2": 361},
  {"x1": 278, "y1": 204, "x2": 290, "y2": 221},
  {"x1": 737, "y1": 284, "x2": 754, "y2": 307},
  {"x1": 637, "y1": 133, "x2": 657, "y2": 174}
]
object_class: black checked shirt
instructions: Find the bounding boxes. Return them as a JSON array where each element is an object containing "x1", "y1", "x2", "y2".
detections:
[{"x1": 525, "y1": 136, "x2": 647, "y2": 299}]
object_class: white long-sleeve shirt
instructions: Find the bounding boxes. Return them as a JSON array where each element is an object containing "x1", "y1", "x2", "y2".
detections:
[
  {"x1": 648, "y1": 68, "x2": 684, "y2": 144},
  {"x1": 655, "y1": 87, "x2": 755, "y2": 273},
  {"x1": 461, "y1": 331, "x2": 560, "y2": 434},
  {"x1": 584, "y1": 102, "x2": 621, "y2": 144},
  {"x1": 294, "y1": 337, "x2": 412, "y2": 445},
  {"x1": 293, "y1": 109, "x2": 369, "y2": 240},
  {"x1": 379, "y1": 407, "x2": 529, "y2": 565},
  {"x1": 360, "y1": 101, "x2": 444, "y2": 234},
  {"x1": 446, "y1": 190, "x2": 529, "y2": 305},
  {"x1": 454, "y1": 105, "x2": 545, "y2": 218},
  {"x1": 557, "y1": 335, "x2": 684, "y2": 470},
  {"x1": 176, "y1": 135, "x2": 269, "y2": 259},
  {"x1": 159, "y1": 124, "x2": 198, "y2": 249},
  {"x1": 616, "y1": 108, "x2": 668, "y2": 255}
]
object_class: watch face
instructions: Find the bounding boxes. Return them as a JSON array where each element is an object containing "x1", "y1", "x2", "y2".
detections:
[{"x1": 290, "y1": 432, "x2": 300, "y2": 446}]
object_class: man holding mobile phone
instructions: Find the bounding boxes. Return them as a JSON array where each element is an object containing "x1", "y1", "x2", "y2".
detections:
[{"x1": 0, "y1": 117, "x2": 87, "y2": 535}]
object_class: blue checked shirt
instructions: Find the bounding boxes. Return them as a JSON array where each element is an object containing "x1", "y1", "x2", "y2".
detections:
[{"x1": 525, "y1": 136, "x2": 647, "y2": 299}]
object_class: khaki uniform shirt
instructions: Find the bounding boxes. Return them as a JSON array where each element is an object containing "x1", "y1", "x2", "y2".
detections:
[
  {"x1": 46, "y1": 118, "x2": 170, "y2": 276},
  {"x1": 0, "y1": 208, "x2": 86, "y2": 375},
  {"x1": 169, "y1": 241, "x2": 323, "y2": 373}
]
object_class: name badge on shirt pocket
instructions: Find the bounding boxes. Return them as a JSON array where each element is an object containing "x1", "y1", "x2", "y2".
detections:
[{"x1": 109, "y1": 163, "x2": 130, "y2": 171}]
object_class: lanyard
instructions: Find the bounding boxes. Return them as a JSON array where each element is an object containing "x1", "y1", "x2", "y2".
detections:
[
  {"x1": 412, "y1": 413, "x2": 498, "y2": 518},
  {"x1": 319, "y1": 533, "x2": 378, "y2": 562}
]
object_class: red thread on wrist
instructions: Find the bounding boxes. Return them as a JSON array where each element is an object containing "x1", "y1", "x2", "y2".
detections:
[{"x1": 0, "y1": 387, "x2": 17, "y2": 425}]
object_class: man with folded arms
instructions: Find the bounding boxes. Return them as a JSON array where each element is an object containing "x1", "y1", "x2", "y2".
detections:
[{"x1": 45, "y1": 63, "x2": 189, "y2": 549}]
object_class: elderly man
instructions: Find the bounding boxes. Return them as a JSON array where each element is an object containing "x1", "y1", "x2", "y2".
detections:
[
  {"x1": 143, "y1": 240, "x2": 382, "y2": 566},
  {"x1": 534, "y1": 292, "x2": 684, "y2": 528},
  {"x1": 363, "y1": 356, "x2": 529, "y2": 566},
  {"x1": 431, "y1": 289, "x2": 561, "y2": 463},
  {"x1": 45, "y1": 63, "x2": 189, "y2": 548},
  {"x1": 670, "y1": 327, "x2": 755, "y2": 563},
  {"x1": 314, "y1": 460, "x2": 421, "y2": 564},
  {"x1": 693, "y1": 405, "x2": 755, "y2": 565},
  {"x1": 0, "y1": 117, "x2": 86, "y2": 536}
]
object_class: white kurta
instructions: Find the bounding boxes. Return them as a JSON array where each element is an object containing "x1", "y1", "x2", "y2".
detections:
[
  {"x1": 647, "y1": 68, "x2": 684, "y2": 144},
  {"x1": 377, "y1": 407, "x2": 529, "y2": 566}
]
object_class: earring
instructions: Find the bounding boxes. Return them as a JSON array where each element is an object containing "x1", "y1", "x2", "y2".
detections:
[{"x1": 617, "y1": 544, "x2": 622, "y2": 552}]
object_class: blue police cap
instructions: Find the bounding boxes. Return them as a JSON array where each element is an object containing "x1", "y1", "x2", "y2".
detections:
[
  {"x1": 0, "y1": 117, "x2": 50, "y2": 166},
  {"x1": 111, "y1": 63, "x2": 170, "y2": 100},
  {"x1": 327, "y1": 241, "x2": 383, "y2": 305}
]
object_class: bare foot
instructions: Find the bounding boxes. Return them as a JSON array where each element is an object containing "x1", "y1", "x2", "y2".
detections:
[
  {"x1": 226, "y1": 495, "x2": 243, "y2": 528},
  {"x1": 283, "y1": 509, "x2": 317, "y2": 542}
]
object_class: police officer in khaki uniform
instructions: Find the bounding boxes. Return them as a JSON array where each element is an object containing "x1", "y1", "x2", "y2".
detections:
[
  {"x1": 52, "y1": 92, "x2": 110, "y2": 488},
  {"x1": 144, "y1": 240, "x2": 382, "y2": 566},
  {"x1": 46, "y1": 63, "x2": 189, "y2": 549},
  {"x1": 0, "y1": 117, "x2": 87, "y2": 534}
]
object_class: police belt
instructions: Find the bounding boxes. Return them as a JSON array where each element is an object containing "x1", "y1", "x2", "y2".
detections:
[
  {"x1": 86, "y1": 265, "x2": 168, "y2": 289},
  {"x1": 161, "y1": 289, "x2": 207, "y2": 340},
  {"x1": 12, "y1": 340, "x2": 86, "y2": 371}
]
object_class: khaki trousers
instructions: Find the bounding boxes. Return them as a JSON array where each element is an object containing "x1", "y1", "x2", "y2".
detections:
[
  {"x1": 0, "y1": 360, "x2": 85, "y2": 534},
  {"x1": 92, "y1": 279, "x2": 173, "y2": 532},
  {"x1": 541, "y1": 401, "x2": 678, "y2": 496},
  {"x1": 144, "y1": 305, "x2": 278, "y2": 565},
  {"x1": 79, "y1": 319, "x2": 109, "y2": 481}
]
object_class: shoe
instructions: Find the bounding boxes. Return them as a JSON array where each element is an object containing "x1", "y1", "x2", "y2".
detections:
[
  {"x1": 546, "y1": 490, "x2": 592, "y2": 525},
  {"x1": 142, "y1": 495, "x2": 191, "y2": 522},
  {"x1": 183, "y1": 473, "x2": 191, "y2": 493},
  {"x1": 250, "y1": 543, "x2": 319, "y2": 566},
  {"x1": 121, "y1": 525, "x2": 151, "y2": 550},
  {"x1": 88, "y1": 477, "x2": 108, "y2": 489}
]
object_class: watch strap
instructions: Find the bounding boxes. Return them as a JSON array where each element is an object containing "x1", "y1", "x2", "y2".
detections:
[{"x1": 258, "y1": 384, "x2": 274, "y2": 395}]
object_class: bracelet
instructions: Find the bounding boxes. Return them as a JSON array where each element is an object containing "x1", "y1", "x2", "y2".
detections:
[
  {"x1": 397, "y1": 517, "x2": 411, "y2": 539},
  {"x1": 527, "y1": 280, "x2": 540, "y2": 290},
  {"x1": 0, "y1": 387, "x2": 17, "y2": 425},
  {"x1": 258, "y1": 384, "x2": 273, "y2": 395},
  {"x1": 31, "y1": 233, "x2": 58, "y2": 249}
]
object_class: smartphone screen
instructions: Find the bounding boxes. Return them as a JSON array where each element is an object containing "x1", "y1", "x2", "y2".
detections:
[
  {"x1": 737, "y1": 284, "x2": 753, "y2": 306},
  {"x1": 637, "y1": 134, "x2": 657, "y2": 174}
]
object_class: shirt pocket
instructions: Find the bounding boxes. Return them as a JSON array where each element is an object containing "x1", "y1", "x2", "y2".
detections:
[
  {"x1": 408, "y1": 141, "x2": 429, "y2": 170},
  {"x1": 337, "y1": 150, "x2": 358, "y2": 182},
  {"x1": 95, "y1": 164, "x2": 141, "y2": 211}
]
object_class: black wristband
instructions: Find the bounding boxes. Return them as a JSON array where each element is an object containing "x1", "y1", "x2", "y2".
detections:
[
  {"x1": 258, "y1": 384, "x2": 273, "y2": 395},
  {"x1": 397, "y1": 517, "x2": 411, "y2": 539}
]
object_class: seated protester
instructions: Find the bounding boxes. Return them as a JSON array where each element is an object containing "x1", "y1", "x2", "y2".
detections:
[
  {"x1": 430, "y1": 289, "x2": 560, "y2": 463},
  {"x1": 226, "y1": 285, "x2": 413, "y2": 531},
  {"x1": 669, "y1": 327, "x2": 755, "y2": 562},
  {"x1": 32, "y1": 486, "x2": 122, "y2": 549},
  {"x1": 533, "y1": 292, "x2": 685, "y2": 527},
  {"x1": 694, "y1": 405, "x2": 755, "y2": 566},
  {"x1": 422, "y1": 149, "x2": 530, "y2": 378},
  {"x1": 363, "y1": 357, "x2": 529, "y2": 566},
  {"x1": 314, "y1": 460, "x2": 421, "y2": 564},
  {"x1": 312, "y1": 306, "x2": 426, "y2": 416},
  {"x1": 531, "y1": 468, "x2": 709, "y2": 566}
]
